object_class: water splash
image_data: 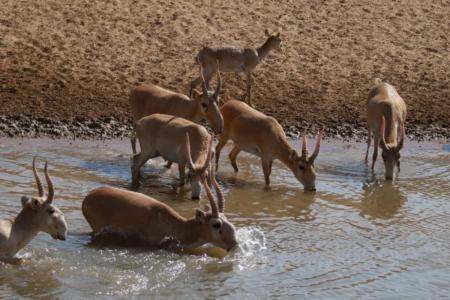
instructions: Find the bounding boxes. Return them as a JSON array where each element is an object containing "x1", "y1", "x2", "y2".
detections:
[{"x1": 236, "y1": 227, "x2": 266, "y2": 256}]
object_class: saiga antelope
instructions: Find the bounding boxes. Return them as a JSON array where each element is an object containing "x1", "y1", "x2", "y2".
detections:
[
  {"x1": 0, "y1": 157, "x2": 67, "y2": 263},
  {"x1": 190, "y1": 29, "x2": 282, "y2": 107},
  {"x1": 215, "y1": 100, "x2": 324, "y2": 191},
  {"x1": 365, "y1": 78, "x2": 406, "y2": 181},
  {"x1": 131, "y1": 114, "x2": 213, "y2": 199},
  {"x1": 83, "y1": 152, "x2": 237, "y2": 252},
  {"x1": 129, "y1": 70, "x2": 223, "y2": 155}
]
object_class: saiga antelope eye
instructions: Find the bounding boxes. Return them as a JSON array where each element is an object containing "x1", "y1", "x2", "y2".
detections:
[
  {"x1": 299, "y1": 165, "x2": 305, "y2": 170},
  {"x1": 212, "y1": 222, "x2": 221, "y2": 229},
  {"x1": 48, "y1": 208, "x2": 55, "y2": 215}
]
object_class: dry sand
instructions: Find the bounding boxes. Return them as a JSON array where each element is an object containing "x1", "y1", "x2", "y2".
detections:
[{"x1": 0, "y1": 0, "x2": 449, "y2": 137}]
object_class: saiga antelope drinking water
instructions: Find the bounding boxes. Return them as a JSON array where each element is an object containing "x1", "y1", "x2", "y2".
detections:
[
  {"x1": 365, "y1": 79, "x2": 406, "y2": 181},
  {"x1": 190, "y1": 29, "x2": 282, "y2": 107},
  {"x1": 215, "y1": 100, "x2": 324, "y2": 191},
  {"x1": 131, "y1": 113, "x2": 213, "y2": 199},
  {"x1": 83, "y1": 152, "x2": 237, "y2": 252},
  {"x1": 0, "y1": 157, "x2": 67, "y2": 262},
  {"x1": 129, "y1": 70, "x2": 223, "y2": 155}
]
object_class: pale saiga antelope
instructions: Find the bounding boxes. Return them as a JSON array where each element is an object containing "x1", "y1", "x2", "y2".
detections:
[
  {"x1": 129, "y1": 69, "x2": 223, "y2": 155},
  {"x1": 132, "y1": 113, "x2": 213, "y2": 199},
  {"x1": 83, "y1": 152, "x2": 237, "y2": 252},
  {"x1": 189, "y1": 29, "x2": 282, "y2": 107},
  {"x1": 365, "y1": 78, "x2": 406, "y2": 181},
  {"x1": 215, "y1": 100, "x2": 324, "y2": 191},
  {"x1": 0, "y1": 157, "x2": 67, "y2": 263}
]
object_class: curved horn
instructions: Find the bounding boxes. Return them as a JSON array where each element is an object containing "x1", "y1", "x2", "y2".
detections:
[
  {"x1": 309, "y1": 127, "x2": 325, "y2": 162},
  {"x1": 301, "y1": 127, "x2": 308, "y2": 158},
  {"x1": 379, "y1": 116, "x2": 389, "y2": 151},
  {"x1": 396, "y1": 122, "x2": 405, "y2": 151},
  {"x1": 32, "y1": 156, "x2": 44, "y2": 197},
  {"x1": 199, "y1": 135, "x2": 213, "y2": 174},
  {"x1": 185, "y1": 132, "x2": 196, "y2": 171},
  {"x1": 210, "y1": 158, "x2": 225, "y2": 213},
  {"x1": 200, "y1": 175, "x2": 219, "y2": 218},
  {"x1": 213, "y1": 60, "x2": 221, "y2": 101},
  {"x1": 44, "y1": 161, "x2": 54, "y2": 204},
  {"x1": 200, "y1": 64, "x2": 208, "y2": 96}
]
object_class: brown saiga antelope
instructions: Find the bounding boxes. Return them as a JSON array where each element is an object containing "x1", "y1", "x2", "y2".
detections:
[
  {"x1": 0, "y1": 157, "x2": 67, "y2": 263},
  {"x1": 82, "y1": 158, "x2": 237, "y2": 252},
  {"x1": 365, "y1": 79, "x2": 406, "y2": 181},
  {"x1": 129, "y1": 70, "x2": 223, "y2": 155},
  {"x1": 131, "y1": 113, "x2": 213, "y2": 199},
  {"x1": 190, "y1": 29, "x2": 282, "y2": 107},
  {"x1": 215, "y1": 100, "x2": 324, "y2": 191}
]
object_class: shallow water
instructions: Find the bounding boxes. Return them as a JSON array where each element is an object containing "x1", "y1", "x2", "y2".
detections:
[{"x1": 0, "y1": 138, "x2": 449, "y2": 299}]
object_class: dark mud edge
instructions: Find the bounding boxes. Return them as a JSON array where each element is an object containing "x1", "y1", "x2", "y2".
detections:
[{"x1": 0, "y1": 115, "x2": 448, "y2": 142}]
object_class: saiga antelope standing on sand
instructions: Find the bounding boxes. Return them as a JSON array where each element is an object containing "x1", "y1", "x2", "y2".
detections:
[
  {"x1": 0, "y1": 157, "x2": 67, "y2": 263},
  {"x1": 129, "y1": 70, "x2": 223, "y2": 155},
  {"x1": 215, "y1": 100, "x2": 324, "y2": 191},
  {"x1": 132, "y1": 113, "x2": 213, "y2": 199},
  {"x1": 365, "y1": 78, "x2": 406, "y2": 181},
  {"x1": 190, "y1": 30, "x2": 282, "y2": 107},
  {"x1": 83, "y1": 150, "x2": 237, "y2": 252}
]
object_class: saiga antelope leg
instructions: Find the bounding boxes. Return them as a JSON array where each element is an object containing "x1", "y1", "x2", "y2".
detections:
[
  {"x1": 132, "y1": 152, "x2": 157, "y2": 182},
  {"x1": 371, "y1": 135, "x2": 379, "y2": 171},
  {"x1": 246, "y1": 72, "x2": 253, "y2": 107},
  {"x1": 365, "y1": 127, "x2": 372, "y2": 163},
  {"x1": 262, "y1": 159, "x2": 272, "y2": 186},
  {"x1": 229, "y1": 146, "x2": 241, "y2": 172},
  {"x1": 215, "y1": 135, "x2": 228, "y2": 171}
]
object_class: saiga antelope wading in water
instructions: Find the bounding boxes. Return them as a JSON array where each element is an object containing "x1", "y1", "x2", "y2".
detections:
[
  {"x1": 215, "y1": 100, "x2": 324, "y2": 191},
  {"x1": 83, "y1": 152, "x2": 237, "y2": 252},
  {"x1": 129, "y1": 69, "x2": 223, "y2": 155},
  {"x1": 190, "y1": 29, "x2": 282, "y2": 107},
  {"x1": 0, "y1": 157, "x2": 67, "y2": 263},
  {"x1": 131, "y1": 114, "x2": 213, "y2": 199},
  {"x1": 365, "y1": 78, "x2": 406, "y2": 181}
]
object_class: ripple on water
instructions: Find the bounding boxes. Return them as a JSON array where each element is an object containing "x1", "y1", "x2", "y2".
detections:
[{"x1": 0, "y1": 139, "x2": 449, "y2": 299}]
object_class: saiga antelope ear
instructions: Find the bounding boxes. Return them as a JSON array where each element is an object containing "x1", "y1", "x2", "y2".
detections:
[
  {"x1": 210, "y1": 218, "x2": 223, "y2": 229},
  {"x1": 191, "y1": 89, "x2": 202, "y2": 101},
  {"x1": 21, "y1": 196, "x2": 41, "y2": 210},
  {"x1": 195, "y1": 209, "x2": 206, "y2": 222},
  {"x1": 21, "y1": 196, "x2": 30, "y2": 208},
  {"x1": 289, "y1": 150, "x2": 297, "y2": 161}
]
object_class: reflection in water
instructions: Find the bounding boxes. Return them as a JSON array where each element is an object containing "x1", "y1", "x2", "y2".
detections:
[
  {"x1": 361, "y1": 181, "x2": 406, "y2": 219},
  {"x1": 0, "y1": 255, "x2": 63, "y2": 299},
  {"x1": 0, "y1": 138, "x2": 449, "y2": 299}
]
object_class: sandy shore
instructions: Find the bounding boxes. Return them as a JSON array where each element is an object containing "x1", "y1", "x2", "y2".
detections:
[{"x1": 0, "y1": 0, "x2": 449, "y2": 140}]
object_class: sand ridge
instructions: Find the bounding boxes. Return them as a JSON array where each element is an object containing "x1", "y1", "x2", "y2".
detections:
[{"x1": 0, "y1": 0, "x2": 449, "y2": 133}]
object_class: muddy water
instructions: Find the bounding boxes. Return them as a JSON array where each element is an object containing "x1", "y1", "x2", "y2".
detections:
[{"x1": 0, "y1": 138, "x2": 449, "y2": 299}]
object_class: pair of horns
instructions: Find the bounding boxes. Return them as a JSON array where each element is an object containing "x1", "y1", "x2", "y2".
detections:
[
  {"x1": 380, "y1": 116, "x2": 405, "y2": 152},
  {"x1": 199, "y1": 154, "x2": 225, "y2": 218},
  {"x1": 301, "y1": 127, "x2": 325, "y2": 162},
  {"x1": 200, "y1": 60, "x2": 221, "y2": 101},
  {"x1": 185, "y1": 132, "x2": 213, "y2": 175},
  {"x1": 185, "y1": 133, "x2": 225, "y2": 218},
  {"x1": 32, "y1": 156, "x2": 54, "y2": 204},
  {"x1": 205, "y1": 154, "x2": 225, "y2": 217}
]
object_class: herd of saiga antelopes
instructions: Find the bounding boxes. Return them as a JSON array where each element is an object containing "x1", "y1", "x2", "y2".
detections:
[{"x1": 1, "y1": 30, "x2": 407, "y2": 263}]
